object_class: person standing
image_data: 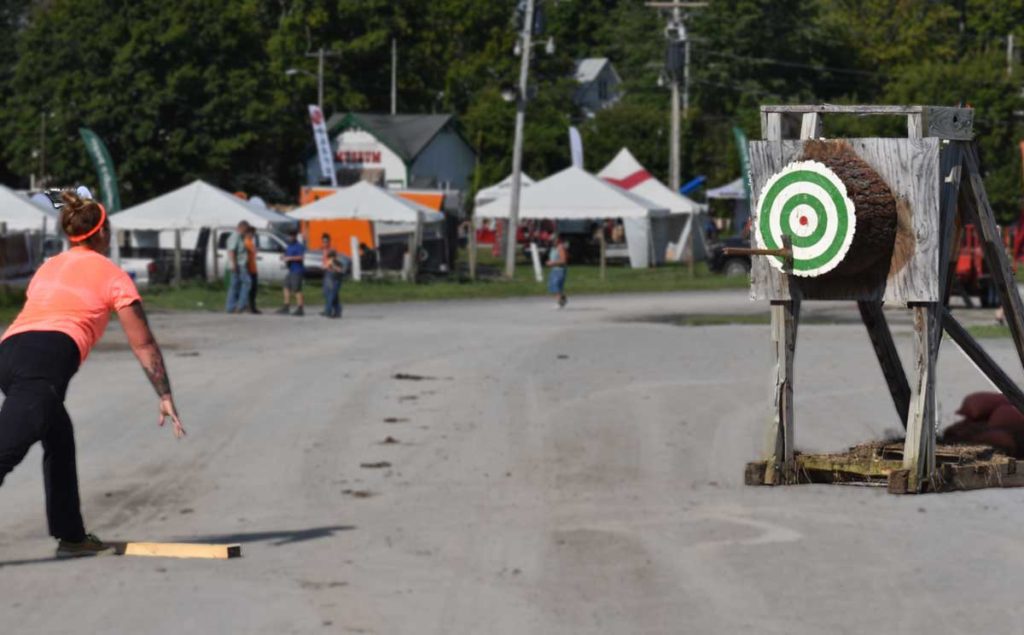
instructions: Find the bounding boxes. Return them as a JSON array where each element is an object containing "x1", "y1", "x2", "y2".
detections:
[
  {"x1": 244, "y1": 225, "x2": 260, "y2": 314},
  {"x1": 323, "y1": 249, "x2": 348, "y2": 319},
  {"x1": 319, "y1": 233, "x2": 333, "y2": 317},
  {"x1": 0, "y1": 191, "x2": 184, "y2": 557},
  {"x1": 225, "y1": 220, "x2": 252, "y2": 313},
  {"x1": 546, "y1": 232, "x2": 569, "y2": 309},
  {"x1": 277, "y1": 230, "x2": 306, "y2": 316}
]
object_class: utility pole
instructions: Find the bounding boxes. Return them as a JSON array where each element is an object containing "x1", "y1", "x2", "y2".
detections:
[
  {"x1": 38, "y1": 112, "x2": 46, "y2": 188},
  {"x1": 647, "y1": 1, "x2": 706, "y2": 275},
  {"x1": 1008, "y1": 33, "x2": 1015, "y2": 78},
  {"x1": 391, "y1": 38, "x2": 398, "y2": 115},
  {"x1": 304, "y1": 47, "x2": 342, "y2": 112},
  {"x1": 505, "y1": 0, "x2": 535, "y2": 279}
]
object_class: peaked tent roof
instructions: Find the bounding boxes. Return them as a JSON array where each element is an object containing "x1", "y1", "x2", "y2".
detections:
[
  {"x1": 289, "y1": 181, "x2": 445, "y2": 223},
  {"x1": 325, "y1": 113, "x2": 458, "y2": 162},
  {"x1": 113, "y1": 180, "x2": 295, "y2": 230},
  {"x1": 706, "y1": 177, "x2": 747, "y2": 200},
  {"x1": 598, "y1": 148, "x2": 703, "y2": 215},
  {"x1": 474, "y1": 166, "x2": 668, "y2": 220},
  {"x1": 0, "y1": 186, "x2": 59, "y2": 232},
  {"x1": 474, "y1": 173, "x2": 536, "y2": 206}
]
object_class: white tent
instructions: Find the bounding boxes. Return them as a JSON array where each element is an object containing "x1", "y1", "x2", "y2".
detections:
[
  {"x1": 0, "y1": 186, "x2": 59, "y2": 233},
  {"x1": 113, "y1": 180, "x2": 295, "y2": 231},
  {"x1": 289, "y1": 181, "x2": 444, "y2": 223},
  {"x1": 707, "y1": 177, "x2": 747, "y2": 200},
  {"x1": 474, "y1": 173, "x2": 535, "y2": 207},
  {"x1": 475, "y1": 166, "x2": 668, "y2": 268},
  {"x1": 598, "y1": 148, "x2": 708, "y2": 263}
]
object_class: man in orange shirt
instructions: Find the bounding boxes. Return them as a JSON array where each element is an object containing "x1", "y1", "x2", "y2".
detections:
[
  {"x1": 244, "y1": 225, "x2": 259, "y2": 314},
  {"x1": 0, "y1": 191, "x2": 184, "y2": 557}
]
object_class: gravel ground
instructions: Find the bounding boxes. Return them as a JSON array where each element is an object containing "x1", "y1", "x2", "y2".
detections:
[{"x1": 0, "y1": 290, "x2": 1022, "y2": 634}]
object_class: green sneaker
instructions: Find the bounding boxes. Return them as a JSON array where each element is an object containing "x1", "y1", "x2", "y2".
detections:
[{"x1": 56, "y1": 533, "x2": 114, "y2": 558}]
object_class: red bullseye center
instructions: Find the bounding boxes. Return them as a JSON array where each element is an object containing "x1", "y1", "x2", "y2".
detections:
[{"x1": 799, "y1": 216, "x2": 808, "y2": 226}]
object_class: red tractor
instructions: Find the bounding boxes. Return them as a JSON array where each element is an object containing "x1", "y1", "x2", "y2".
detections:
[{"x1": 954, "y1": 221, "x2": 1022, "y2": 308}]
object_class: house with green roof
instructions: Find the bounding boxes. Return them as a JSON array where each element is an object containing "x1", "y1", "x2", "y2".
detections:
[{"x1": 305, "y1": 112, "x2": 476, "y2": 191}]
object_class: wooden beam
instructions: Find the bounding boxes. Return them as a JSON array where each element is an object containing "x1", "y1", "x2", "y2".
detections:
[
  {"x1": 938, "y1": 145, "x2": 964, "y2": 302},
  {"x1": 764, "y1": 293, "x2": 799, "y2": 485},
  {"x1": 903, "y1": 303, "x2": 940, "y2": 490},
  {"x1": 759, "y1": 105, "x2": 973, "y2": 139},
  {"x1": 799, "y1": 112, "x2": 822, "y2": 139},
  {"x1": 858, "y1": 301, "x2": 910, "y2": 427},
  {"x1": 961, "y1": 144, "x2": 1024, "y2": 373},
  {"x1": 941, "y1": 308, "x2": 1024, "y2": 414},
  {"x1": 120, "y1": 542, "x2": 242, "y2": 559}
]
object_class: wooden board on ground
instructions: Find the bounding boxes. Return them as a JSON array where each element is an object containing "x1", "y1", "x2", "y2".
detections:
[
  {"x1": 745, "y1": 441, "x2": 1015, "y2": 494},
  {"x1": 116, "y1": 542, "x2": 242, "y2": 559}
]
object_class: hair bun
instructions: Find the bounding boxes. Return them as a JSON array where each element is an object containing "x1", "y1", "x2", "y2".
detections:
[{"x1": 60, "y1": 190, "x2": 83, "y2": 208}]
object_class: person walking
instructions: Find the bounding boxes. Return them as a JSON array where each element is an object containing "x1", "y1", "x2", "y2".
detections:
[
  {"x1": 323, "y1": 249, "x2": 348, "y2": 319},
  {"x1": 225, "y1": 220, "x2": 252, "y2": 313},
  {"x1": 244, "y1": 225, "x2": 260, "y2": 314},
  {"x1": 0, "y1": 191, "x2": 185, "y2": 557},
  {"x1": 276, "y1": 230, "x2": 306, "y2": 316},
  {"x1": 546, "y1": 232, "x2": 569, "y2": 309}
]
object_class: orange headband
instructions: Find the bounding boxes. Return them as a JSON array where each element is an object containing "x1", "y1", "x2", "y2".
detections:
[{"x1": 68, "y1": 203, "x2": 107, "y2": 242}]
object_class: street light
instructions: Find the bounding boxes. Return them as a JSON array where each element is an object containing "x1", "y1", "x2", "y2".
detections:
[{"x1": 284, "y1": 47, "x2": 341, "y2": 112}]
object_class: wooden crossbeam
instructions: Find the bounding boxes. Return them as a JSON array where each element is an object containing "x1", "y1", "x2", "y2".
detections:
[
  {"x1": 117, "y1": 542, "x2": 241, "y2": 559},
  {"x1": 941, "y1": 308, "x2": 1024, "y2": 414},
  {"x1": 960, "y1": 144, "x2": 1024, "y2": 373},
  {"x1": 759, "y1": 105, "x2": 973, "y2": 140},
  {"x1": 857, "y1": 301, "x2": 910, "y2": 428}
]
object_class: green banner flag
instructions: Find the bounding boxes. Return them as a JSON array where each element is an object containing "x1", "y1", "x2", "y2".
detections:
[
  {"x1": 78, "y1": 128, "x2": 121, "y2": 212},
  {"x1": 731, "y1": 125, "x2": 751, "y2": 202}
]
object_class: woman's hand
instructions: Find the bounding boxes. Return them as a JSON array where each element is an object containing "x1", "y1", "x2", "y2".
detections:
[{"x1": 159, "y1": 396, "x2": 186, "y2": 439}]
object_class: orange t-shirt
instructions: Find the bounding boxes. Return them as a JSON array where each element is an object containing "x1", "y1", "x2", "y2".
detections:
[
  {"x1": 3, "y1": 247, "x2": 142, "y2": 362},
  {"x1": 244, "y1": 235, "x2": 257, "y2": 275}
]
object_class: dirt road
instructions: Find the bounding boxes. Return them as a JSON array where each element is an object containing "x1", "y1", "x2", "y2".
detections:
[{"x1": 1, "y1": 291, "x2": 1022, "y2": 634}]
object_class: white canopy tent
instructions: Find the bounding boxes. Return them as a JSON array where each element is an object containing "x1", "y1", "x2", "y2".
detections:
[
  {"x1": 598, "y1": 148, "x2": 708, "y2": 263},
  {"x1": 113, "y1": 180, "x2": 294, "y2": 231},
  {"x1": 706, "y1": 177, "x2": 747, "y2": 200},
  {"x1": 0, "y1": 186, "x2": 59, "y2": 233},
  {"x1": 289, "y1": 181, "x2": 444, "y2": 224},
  {"x1": 474, "y1": 173, "x2": 535, "y2": 208},
  {"x1": 475, "y1": 166, "x2": 668, "y2": 268}
]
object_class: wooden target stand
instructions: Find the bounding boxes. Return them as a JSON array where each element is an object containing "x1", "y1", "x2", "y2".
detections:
[{"x1": 742, "y1": 104, "x2": 1024, "y2": 494}]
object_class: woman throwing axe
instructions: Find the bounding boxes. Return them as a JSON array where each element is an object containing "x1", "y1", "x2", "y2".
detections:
[{"x1": 0, "y1": 191, "x2": 184, "y2": 557}]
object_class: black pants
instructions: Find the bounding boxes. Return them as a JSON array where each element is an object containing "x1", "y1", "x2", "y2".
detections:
[
  {"x1": 0, "y1": 331, "x2": 84, "y2": 541},
  {"x1": 249, "y1": 272, "x2": 259, "y2": 312}
]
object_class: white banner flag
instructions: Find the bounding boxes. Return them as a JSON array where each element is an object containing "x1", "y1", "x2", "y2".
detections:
[
  {"x1": 569, "y1": 126, "x2": 584, "y2": 169},
  {"x1": 308, "y1": 105, "x2": 337, "y2": 186}
]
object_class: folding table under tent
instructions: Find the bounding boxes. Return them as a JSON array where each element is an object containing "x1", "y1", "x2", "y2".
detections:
[
  {"x1": 598, "y1": 148, "x2": 709, "y2": 264},
  {"x1": 474, "y1": 165, "x2": 669, "y2": 268}
]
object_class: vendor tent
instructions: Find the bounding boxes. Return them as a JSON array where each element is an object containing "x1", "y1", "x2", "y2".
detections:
[
  {"x1": 289, "y1": 181, "x2": 443, "y2": 223},
  {"x1": 113, "y1": 180, "x2": 294, "y2": 231},
  {"x1": 598, "y1": 148, "x2": 708, "y2": 263},
  {"x1": 706, "y1": 177, "x2": 747, "y2": 200},
  {"x1": 474, "y1": 173, "x2": 535, "y2": 207},
  {"x1": 0, "y1": 186, "x2": 59, "y2": 233},
  {"x1": 475, "y1": 166, "x2": 668, "y2": 268}
]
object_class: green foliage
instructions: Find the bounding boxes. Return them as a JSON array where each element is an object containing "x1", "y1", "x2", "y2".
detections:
[{"x1": 0, "y1": 0, "x2": 1023, "y2": 223}]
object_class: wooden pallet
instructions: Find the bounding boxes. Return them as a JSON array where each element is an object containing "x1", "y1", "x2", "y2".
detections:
[{"x1": 745, "y1": 442, "x2": 1023, "y2": 494}]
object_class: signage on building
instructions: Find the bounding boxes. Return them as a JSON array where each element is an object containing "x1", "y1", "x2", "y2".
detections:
[{"x1": 335, "y1": 146, "x2": 383, "y2": 165}]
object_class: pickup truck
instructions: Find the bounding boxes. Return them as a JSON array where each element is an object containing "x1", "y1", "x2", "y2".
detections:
[{"x1": 210, "y1": 228, "x2": 323, "y2": 283}]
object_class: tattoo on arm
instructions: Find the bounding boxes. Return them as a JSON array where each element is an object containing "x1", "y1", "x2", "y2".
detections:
[{"x1": 128, "y1": 302, "x2": 172, "y2": 397}]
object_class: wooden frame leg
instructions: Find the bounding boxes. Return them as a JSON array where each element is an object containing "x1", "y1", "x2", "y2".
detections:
[
  {"x1": 858, "y1": 301, "x2": 911, "y2": 428},
  {"x1": 942, "y1": 308, "x2": 1024, "y2": 414},
  {"x1": 765, "y1": 298, "x2": 800, "y2": 485},
  {"x1": 903, "y1": 303, "x2": 940, "y2": 491}
]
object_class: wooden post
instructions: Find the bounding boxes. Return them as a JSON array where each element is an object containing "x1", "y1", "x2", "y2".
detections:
[
  {"x1": 599, "y1": 230, "x2": 607, "y2": 281},
  {"x1": 211, "y1": 227, "x2": 219, "y2": 282},
  {"x1": 858, "y1": 301, "x2": 910, "y2": 427},
  {"x1": 764, "y1": 235, "x2": 799, "y2": 485},
  {"x1": 800, "y1": 112, "x2": 822, "y2": 139},
  {"x1": 350, "y1": 235, "x2": 362, "y2": 282},
  {"x1": 468, "y1": 218, "x2": 478, "y2": 281},
  {"x1": 961, "y1": 143, "x2": 1024, "y2": 372},
  {"x1": 903, "y1": 303, "x2": 940, "y2": 491},
  {"x1": 173, "y1": 229, "x2": 182, "y2": 288}
]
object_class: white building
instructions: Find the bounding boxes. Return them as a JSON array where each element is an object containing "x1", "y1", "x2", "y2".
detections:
[
  {"x1": 573, "y1": 57, "x2": 622, "y2": 116},
  {"x1": 305, "y1": 112, "x2": 476, "y2": 191}
]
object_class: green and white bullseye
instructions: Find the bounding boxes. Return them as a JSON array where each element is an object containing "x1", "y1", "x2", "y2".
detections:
[{"x1": 755, "y1": 160, "x2": 857, "y2": 277}]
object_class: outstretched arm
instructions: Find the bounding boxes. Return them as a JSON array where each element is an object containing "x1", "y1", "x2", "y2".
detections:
[{"x1": 117, "y1": 301, "x2": 185, "y2": 438}]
